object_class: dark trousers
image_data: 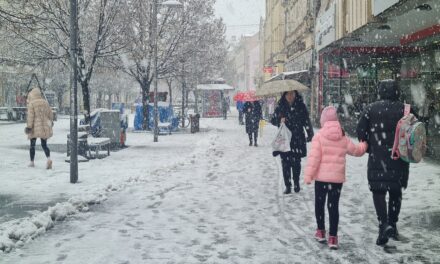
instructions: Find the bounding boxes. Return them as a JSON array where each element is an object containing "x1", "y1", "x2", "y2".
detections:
[
  {"x1": 30, "y1": 138, "x2": 50, "y2": 161},
  {"x1": 280, "y1": 153, "x2": 301, "y2": 189},
  {"x1": 315, "y1": 181, "x2": 343, "y2": 236},
  {"x1": 238, "y1": 111, "x2": 244, "y2": 125},
  {"x1": 372, "y1": 189, "x2": 402, "y2": 226},
  {"x1": 248, "y1": 131, "x2": 258, "y2": 144}
]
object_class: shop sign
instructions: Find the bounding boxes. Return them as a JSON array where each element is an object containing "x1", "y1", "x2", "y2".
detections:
[
  {"x1": 288, "y1": 41, "x2": 306, "y2": 57},
  {"x1": 373, "y1": 0, "x2": 399, "y2": 16},
  {"x1": 315, "y1": 2, "x2": 336, "y2": 51},
  {"x1": 263, "y1": 66, "x2": 273, "y2": 74}
]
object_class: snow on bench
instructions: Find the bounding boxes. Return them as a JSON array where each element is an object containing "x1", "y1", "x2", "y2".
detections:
[
  {"x1": 87, "y1": 137, "x2": 111, "y2": 158},
  {"x1": 158, "y1": 122, "x2": 172, "y2": 135}
]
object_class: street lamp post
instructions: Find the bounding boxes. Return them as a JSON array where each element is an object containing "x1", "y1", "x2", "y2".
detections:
[
  {"x1": 69, "y1": 0, "x2": 78, "y2": 183},
  {"x1": 153, "y1": 0, "x2": 183, "y2": 142}
]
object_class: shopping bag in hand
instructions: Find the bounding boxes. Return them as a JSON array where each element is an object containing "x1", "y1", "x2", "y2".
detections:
[
  {"x1": 259, "y1": 119, "x2": 266, "y2": 138},
  {"x1": 271, "y1": 123, "x2": 292, "y2": 152}
]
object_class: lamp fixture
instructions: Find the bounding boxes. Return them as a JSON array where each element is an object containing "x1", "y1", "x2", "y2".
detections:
[
  {"x1": 162, "y1": 0, "x2": 183, "y2": 8},
  {"x1": 377, "y1": 24, "x2": 391, "y2": 30},
  {"x1": 415, "y1": 4, "x2": 432, "y2": 11}
]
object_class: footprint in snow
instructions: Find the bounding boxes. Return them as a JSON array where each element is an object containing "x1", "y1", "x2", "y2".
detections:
[
  {"x1": 56, "y1": 254, "x2": 68, "y2": 261},
  {"x1": 133, "y1": 242, "x2": 142, "y2": 250}
]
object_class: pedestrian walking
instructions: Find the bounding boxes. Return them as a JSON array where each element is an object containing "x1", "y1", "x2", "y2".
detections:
[
  {"x1": 25, "y1": 87, "x2": 53, "y2": 169},
  {"x1": 356, "y1": 80, "x2": 411, "y2": 246},
  {"x1": 120, "y1": 111, "x2": 129, "y2": 148},
  {"x1": 236, "y1": 100, "x2": 244, "y2": 125},
  {"x1": 304, "y1": 106, "x2": 368, "y2": 249},
  {"x1": 271, "y1": 90, "x2": 314, "y2": 194},
  {"x1": 243, "y1": 100, "x2": 262, "y2": 147},
  {"x1": 222, "y1": 97, "x2": 229, "y2": 120}
]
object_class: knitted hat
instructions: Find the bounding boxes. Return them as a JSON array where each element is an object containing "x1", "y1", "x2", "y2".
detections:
[{"x1": 320, "y1": 106, "x2": 338, "y2": 127}]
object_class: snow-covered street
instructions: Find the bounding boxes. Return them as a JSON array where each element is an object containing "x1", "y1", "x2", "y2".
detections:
[{"x1": 1, "y1": 113, "x2": 440, "y2": 263}]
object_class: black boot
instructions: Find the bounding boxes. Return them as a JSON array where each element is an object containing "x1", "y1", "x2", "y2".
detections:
[
  {"x1": 249, "y1": 141, "x2": 252, "y2": 146},
  {"x1": 376, "y1": 224, "x2": 394, "y2": 246},
  {"x1": 293, "y1": 180, "x2": 300, "y2": 193},
  {"x1": 283, "y1": 188, "x2": 291, "y2": 195},
  {"x1": 389, "y1": 223, "x2": 399, "y2": 241},
  {"x1": 254, "y1": 141, "x2": 258, "y2": 147}
]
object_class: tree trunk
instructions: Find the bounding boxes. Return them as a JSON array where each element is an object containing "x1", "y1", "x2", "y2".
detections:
[
  {"x1": 167, "y1": 79, "x2": 173, "y2": 106},
  {"x1": 107, "y1": 92, "x2": 112, "y2": 109},
  {"x1": 181, "y1": 81, "x2": 185, "y2": 128},
  {"x1": 57, "y1": 91, "x2": 63, "y2": 113},
  {"x1": 80, "y1": 80, "x2": 91, "y2": 124},
  {"x1": 141, "y1": 80, "x2": 151, "y2": 130},
  {"x1": 97, "y1": 91, "x2": 103, "y2": 108}
]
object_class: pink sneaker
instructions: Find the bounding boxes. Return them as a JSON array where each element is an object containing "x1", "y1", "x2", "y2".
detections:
[
  {"x1": 315, "y1": 229, "x2": 326, "y2": 243},
  {"x1": 46, "y1": 159, "x2": 52, "y2": 170},
  {"x1": 328, "y1": 236, "x2": 339, "y2": 250}
]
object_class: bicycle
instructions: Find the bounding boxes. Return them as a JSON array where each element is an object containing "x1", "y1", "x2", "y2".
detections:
[{"x1": 176, "y1": 110, "x2": 190, "y2": 128}]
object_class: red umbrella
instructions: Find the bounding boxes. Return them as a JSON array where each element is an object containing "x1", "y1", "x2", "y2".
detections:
[
  {"x1": 243, "y1": 90, "x2": 258, "y2": 102},
  {"x1": 233, "y1": 92, "x2": 246, "y2": 101}
]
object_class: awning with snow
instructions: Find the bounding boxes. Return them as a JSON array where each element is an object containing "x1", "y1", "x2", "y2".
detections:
[{"x1": 267, "y1": 70, "x2": 309, "y2": 82}]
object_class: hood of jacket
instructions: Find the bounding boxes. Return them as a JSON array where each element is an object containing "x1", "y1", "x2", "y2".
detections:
[
  {"x1": 27, "y1": 88, "x2": 43, "y2": 103},
  {"x1": 278, "y1": 93, "x2": 304, "y2": 111},
  {"x1": 320, "y1": 121, "x2": 343, "y2": 141},
  {"x1": 378, "y1": 80, "x2": 400, "y2": 101}
]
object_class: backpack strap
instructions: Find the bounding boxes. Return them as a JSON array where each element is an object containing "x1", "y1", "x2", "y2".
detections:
[
  {"x1": 404, "y1": 104, "x2": 411, "y2": 116},
  {"x1": 391, "y1": 120, "x2": 402, "y2": 160}
]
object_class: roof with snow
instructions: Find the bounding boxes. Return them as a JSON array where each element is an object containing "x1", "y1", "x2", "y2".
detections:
[{"x1": 197, "y1": 83, "x2": 234, "y2": 91}]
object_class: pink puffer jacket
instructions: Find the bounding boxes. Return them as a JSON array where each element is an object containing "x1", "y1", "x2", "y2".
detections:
[{"x1": 304, "y1": 121, "x2": 367, "y2": 184}]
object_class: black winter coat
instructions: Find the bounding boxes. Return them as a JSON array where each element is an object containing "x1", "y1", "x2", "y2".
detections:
[
  {"x1": 271, "y1": 95, "x2": 313, "y2": 158},
  {"x1": 356, "y1": 81, "x2": 410, "y2": 192},
  {"x1": 244, "y1": 101, "x2": 262, "y2": 134}
]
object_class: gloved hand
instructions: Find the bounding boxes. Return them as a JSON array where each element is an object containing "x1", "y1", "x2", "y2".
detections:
[
  {"x1": 25, "y1": 127, "x2": 32, "y2": 134},
  {"x1": 306, "y1": 135, "x2": 313, "y2": 142}
]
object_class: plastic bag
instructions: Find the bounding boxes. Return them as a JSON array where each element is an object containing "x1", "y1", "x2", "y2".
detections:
[
  {"x1": 259, "y1": 119, "x2": 266, "y2": 137},
  {"x1": 271, "y1": 123, "x2": 292, "y2": 152}
]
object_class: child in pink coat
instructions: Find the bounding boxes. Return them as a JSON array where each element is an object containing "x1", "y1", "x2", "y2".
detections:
[{"x1": 304, "y1": 106, "x2": 367, "y2": 250}]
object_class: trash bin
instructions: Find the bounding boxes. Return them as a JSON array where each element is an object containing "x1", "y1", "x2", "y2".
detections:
[{"x1": 190, "y1": 114, "x2": 200, "y2": 133}]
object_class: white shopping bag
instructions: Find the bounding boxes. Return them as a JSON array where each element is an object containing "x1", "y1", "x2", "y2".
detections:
[{"x1": 271, "y1": 123, "x2": 292, "y2": 152}]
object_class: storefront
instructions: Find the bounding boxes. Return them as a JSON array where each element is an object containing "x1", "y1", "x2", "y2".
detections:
[{"x1": 317, "y1": 0, "x2": 440, "y2": 158}]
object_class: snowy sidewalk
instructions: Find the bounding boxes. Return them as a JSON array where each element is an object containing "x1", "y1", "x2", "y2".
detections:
[{"x1": 1, "y1": 114, "x2": 440, "y2": 263}]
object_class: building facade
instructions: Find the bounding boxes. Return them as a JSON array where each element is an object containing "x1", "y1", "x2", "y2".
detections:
[
  {"x1": 229, "y1": 33, "x2": 260, "y2": 92},
  {"x1": 263, "y1": 0, "x2": 286, "y2": 80}
]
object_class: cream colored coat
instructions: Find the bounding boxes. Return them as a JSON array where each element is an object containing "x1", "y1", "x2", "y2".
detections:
[{"x1": 26, "y1": 88, "x2": 53, "y2": 140}]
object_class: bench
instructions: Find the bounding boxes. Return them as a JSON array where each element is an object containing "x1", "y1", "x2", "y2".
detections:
[
  {"x1": 87, "y1": 137, "x2": 111, "y2": 159},
  {"x1": 158, "y1": 122, "x2": 172, "y2": 135}
]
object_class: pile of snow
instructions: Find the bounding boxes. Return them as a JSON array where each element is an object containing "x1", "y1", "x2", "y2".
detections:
[{"x1": 0, "y1": 132, "x2": 218, "y2": 253}]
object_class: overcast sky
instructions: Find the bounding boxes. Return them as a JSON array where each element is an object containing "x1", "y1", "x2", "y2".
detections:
[{"x1": 214, "y1": 0, "x2": 265, "y2": 40}]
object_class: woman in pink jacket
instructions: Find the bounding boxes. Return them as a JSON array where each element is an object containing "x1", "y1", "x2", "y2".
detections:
[{"x1": 304, "y1": 106, "x2": 367, "y2": 250}]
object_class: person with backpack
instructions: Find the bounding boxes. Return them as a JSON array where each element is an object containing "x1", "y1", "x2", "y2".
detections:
[
  {"x1": 304, "y1": 106, "x2": 368, "y2": 249},
  {"x1": 25, "y1": 87, "x2": 54, "y2": 169},
  {"x1": 356, "y1": 80, "x2": 415, "y2": 246},
  {"x1": 271, "y1": 90, "x2": 314, "y2": 194}
]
